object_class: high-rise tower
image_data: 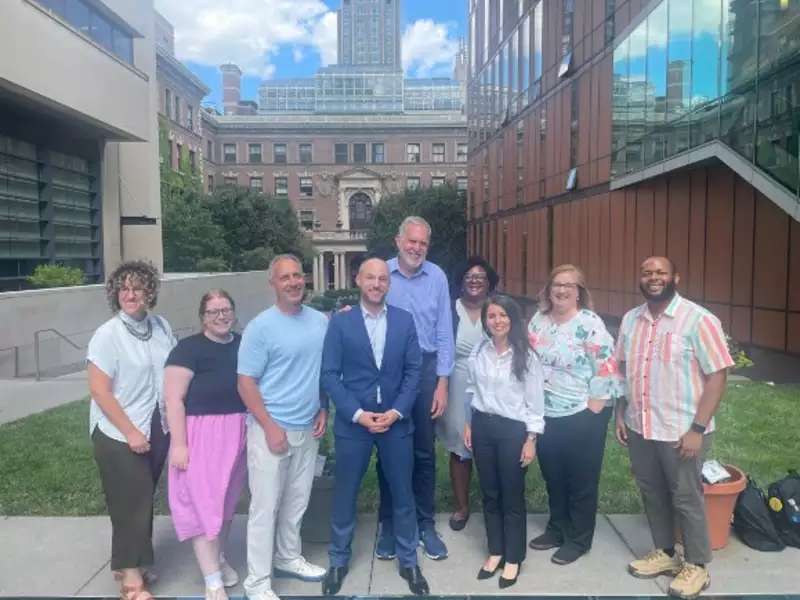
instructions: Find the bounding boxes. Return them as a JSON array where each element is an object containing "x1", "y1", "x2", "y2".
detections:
[{"x1": 337, "y1": 0, "x2": 401, "y2": 68}]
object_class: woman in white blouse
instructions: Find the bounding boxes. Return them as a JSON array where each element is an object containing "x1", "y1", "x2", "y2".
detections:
[
  {"x1": 464, "y1": 294, "x2": 545, "y2": 589},
  {"x1": 87, "y1": 261, "x2": 176, "y2": 600}
]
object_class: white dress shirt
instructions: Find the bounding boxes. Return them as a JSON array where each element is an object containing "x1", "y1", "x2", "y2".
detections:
[
  {"x1": 352, "y1": 302, "x2": 403, "y2": 423},
  {"x1": 465, "y1": 338, "x2": 546, "y2": 434}
]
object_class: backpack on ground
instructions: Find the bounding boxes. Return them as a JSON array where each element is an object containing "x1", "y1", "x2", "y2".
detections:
[
  {"x1": 767, "y1": 470, "x2": 800, "y2": 548},
  {"x1": 733, "y1": 477, "x2": 785, "y2": 551}
]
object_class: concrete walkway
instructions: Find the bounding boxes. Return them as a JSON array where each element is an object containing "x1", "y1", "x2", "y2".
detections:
[
  {"x1": 0, "y1": 371, "x2": 87, "y2": 426},
  {"x1": 1, "y1": 513, "x2": 797, "y2": 597}
]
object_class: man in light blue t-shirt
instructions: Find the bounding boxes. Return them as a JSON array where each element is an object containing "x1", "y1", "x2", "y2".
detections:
[{"x1": 238, "y1": 254, "x2": 329, "y2": 600}]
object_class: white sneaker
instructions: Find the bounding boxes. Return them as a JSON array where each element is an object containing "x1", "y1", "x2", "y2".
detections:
[
  {"x1": 273, "y1": 556, "x2": 326, "y2": 582},
  {"x1": 205, "y1": 586, "x2": 229, "y2": 600},
  {"x1": 247, "y1": 590, "x2": 281, "y2": 600},
  {"x1": 220, "y1": 560, "x2": 239, "y2": 588}
]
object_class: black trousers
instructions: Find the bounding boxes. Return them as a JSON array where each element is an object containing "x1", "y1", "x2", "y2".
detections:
[
  {"x1": 377, "y1": 352, "x2": 437, "y2": 531},
  {"x1": 472, "y1": 411, "x2": 528, "y2": 564},
  {"x1": 92, "y1": 408, "x2": 169, "y2": 570},
  {"x1": 537, "y1": 406, "x2": 611, "y2": 553}
]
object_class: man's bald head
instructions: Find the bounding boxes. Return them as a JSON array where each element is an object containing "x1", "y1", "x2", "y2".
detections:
[
  {"x1": 641, "y1": 256, "x2": 677, "y2": 277},
  {"x1": 358, "y1": 257, "x2": 389, "y2": 277}
]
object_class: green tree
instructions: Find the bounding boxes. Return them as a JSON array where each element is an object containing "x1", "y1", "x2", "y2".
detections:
[
  {"x1": 367, "y1": 184, "x2": 466, "y2": 276},
  {"x1": 161, "y1": 188, "x2": 229, "y2": 272},
  {"x1": 207, "y1": 187, "x2": 314, "y2": 271}
]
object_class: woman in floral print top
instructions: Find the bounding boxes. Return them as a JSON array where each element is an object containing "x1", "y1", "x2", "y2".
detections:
[{"x1": 526, "y1": 264, "x2": 623, "y2": 566}]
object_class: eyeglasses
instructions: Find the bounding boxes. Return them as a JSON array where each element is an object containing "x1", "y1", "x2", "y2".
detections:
[
  {"x1": 120, "y1": 286, "x2": 145, "y2": 296},
  {"x1": 204, "y1": 308, "x2": 234, "y2": 318},
  {"x1": 464, "y1": 274, "x2": 488, "y2": 283},
  {"x1": 551, "y1": 282, "x2": 578, "y2": 290}
]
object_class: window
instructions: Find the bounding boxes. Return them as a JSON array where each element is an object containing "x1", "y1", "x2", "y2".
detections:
[
  {"x1": 407, "y1": 143, "x2": 420, "y2": 163},
  {"x1": 299, "y1": 209, "x2": 315, "y2": 231},
  {"x1": 223, "y1": 143, "x2": 236, "y2": 163},
  {"x1": 299, "y1": 176, "x2": 313, "y2": 197},
  {"x1": 274, "y1": 176, "x2": 288, "y2": 196},
  {"x1": 457, "y1": 143, "x2": 468, "y2": 162},
  {"x1": 176, "y1": 144, "x2": 183, "y2": 170},
  {"x1": 407, "y1": 176, "x2": 420, "y2": 190},
  {"x1": 249, "y1": 143, "x2": 262, "y2": 164},
  {"x1": 299, "y1": 143, "x2": 313, "y2": 164},
  {"x1": 207, "y1": 174, "x2": 214, "y2": 191},
  {"x1": 224, "y1": 176, "x2": 237, "y2": 186},
  {"x1": 432, "y1": 143, "x2": 446, "y2": 163},
  {"x1": 174, "y1": 95, "x2": 180, "y2": 124},
  {"x1": 206, "y1": 140, "x2": 213, "y2": 161},
  {"x1": 371, "y1": 143, "x2": 385, "y2": 164},
  {"x1": 187, "y1": 105, "x2": 194, "y2": 130},
  {"x1": 250, "y1": 177, "x2": 263, "y2": 192},
  {"x1": 457, "y1": 177, "x2": 468, "y2": 194},
  {"x1": 165, "y1": 88, "x2": 172, "y2": 118},
  {"x1": 273, "y1": 143, "x2": 287, "y2": 164},
  {"x1": 189, "y1": 150, "x2": 196, "y2": 173},
  {"x1": 90, "y1": 10, "x2": 111, "y2": 51},
  {"x1": 111, "y1": 26, "x2": 133, "y2": 64},
  {"x1": 166, "y1": 140, "x2": 173, "y2": 169},
  {"x1": 432, "y1": 177, "x2": 446, "y2": 188},
  {"x1": 335, "y1": 143, "x2": 349, "y2": 164},
  {"x1": 353, "y1": 143, "x2": 367, "y2": 164}
]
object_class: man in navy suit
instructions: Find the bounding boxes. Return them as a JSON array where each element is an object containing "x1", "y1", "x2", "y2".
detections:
[{"x1": 320, "y1": 257, "x2": 429, "y2": 596}]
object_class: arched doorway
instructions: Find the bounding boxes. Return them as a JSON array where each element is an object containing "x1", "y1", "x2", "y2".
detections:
[{"x1": 348, "y1": 192, "x2": 373, "y2": 230}]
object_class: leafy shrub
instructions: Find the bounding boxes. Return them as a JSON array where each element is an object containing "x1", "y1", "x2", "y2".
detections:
[
  {"x1": 308, "y1": 295, "x2": 336, "y2": 312},
  {"x1": 27, "y1": 264, "x2": 85, "y2": 288},
  {"x1": 240, "y1": 247, "x2": 275, "y2": 271},
  {"x1": 727, "y1": 335, "x2": 754, "y2": 370}
]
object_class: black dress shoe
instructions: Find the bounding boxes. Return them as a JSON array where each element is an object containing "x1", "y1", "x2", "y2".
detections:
[
  {"x1": 322, "y1": 566, "x2": 348, "y2": 595},
  {"x1": 399, "y1": 565, "x2": 430, "y2": 596},
  {"x1": 551, "y1": 543, "x2": 586, "y2": 565},
  {"x1": 499, "y1": 565, "x2": 520, "y2": 589},
  {"x1": 529, "y1": 531, "x2": 562, "y2": 550},
  {"x1": 477, "y1": 559, "x2": 504, "y2": 580}
]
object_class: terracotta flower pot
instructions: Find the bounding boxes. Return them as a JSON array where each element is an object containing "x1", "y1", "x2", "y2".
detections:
[{"x1": 703, "y1": 464, "x2": 747, "y2": 550}]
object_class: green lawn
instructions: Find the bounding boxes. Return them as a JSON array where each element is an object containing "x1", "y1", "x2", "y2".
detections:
[{"x1": 1, "y1": 381, "x2": 798, "y2": 516}]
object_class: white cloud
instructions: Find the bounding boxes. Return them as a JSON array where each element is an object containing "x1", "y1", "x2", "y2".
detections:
[
  {"x1": 154, "y1": 0, "x2": 336, "y2": 79},
  {"x1": 312, "y1": 11, "x2": 339, "y2": 66},
  {"x1": 402, "y1": 19, "x2": 460, "y2": 78}
]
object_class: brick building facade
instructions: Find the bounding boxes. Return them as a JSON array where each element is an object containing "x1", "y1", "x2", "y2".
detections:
[{"x1": 466, "y1": 0, "x2": 800, "y2": 355}]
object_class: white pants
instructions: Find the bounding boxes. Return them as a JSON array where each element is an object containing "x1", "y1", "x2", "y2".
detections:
[{"x1": 244, "y1": 422, "x2": 319, "y2": 595}]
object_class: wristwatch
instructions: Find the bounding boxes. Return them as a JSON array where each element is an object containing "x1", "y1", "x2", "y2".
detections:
[{"x1": 690, "y1": 421, "x2": 706, "y2": 434}]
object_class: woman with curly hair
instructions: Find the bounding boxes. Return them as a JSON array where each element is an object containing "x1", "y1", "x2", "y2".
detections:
[{"x1": 87, "y1": 261, "x2": 176, "y2": 600}]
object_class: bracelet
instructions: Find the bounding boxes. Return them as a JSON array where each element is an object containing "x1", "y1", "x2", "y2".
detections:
[
  {"x1": 527, "y1": 432, "x2": 537, "y2": 441},
  {"x1": 690, "y1": 421, "x2": 706, "y2": 434}
]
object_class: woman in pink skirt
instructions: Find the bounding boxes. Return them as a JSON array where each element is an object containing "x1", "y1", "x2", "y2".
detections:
[{"x1": 164, "y1": 289, "x2": 247, "y2": 600}]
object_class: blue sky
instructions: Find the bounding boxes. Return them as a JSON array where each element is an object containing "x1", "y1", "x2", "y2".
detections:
[{"x1": 155, "y1": 0, "x2": 467, "y2": 110}]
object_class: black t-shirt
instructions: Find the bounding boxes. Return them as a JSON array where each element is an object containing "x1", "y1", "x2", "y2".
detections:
[{"x1": 165, "y1": 333, "x2": 246, "y2": 416}]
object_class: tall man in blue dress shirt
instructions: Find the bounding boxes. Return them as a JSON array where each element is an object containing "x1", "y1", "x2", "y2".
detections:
[
  {"x1": 321, "y1": 257, "x2": 428, "y2": 596},
  {"x1": 377, "y1": 215, "x2": 455, "y2": 560}
]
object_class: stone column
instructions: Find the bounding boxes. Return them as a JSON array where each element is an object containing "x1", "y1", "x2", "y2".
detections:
[
  {"x1": 312, "y1": 254, "x2": 321, "y2": 293},
  {"x1": 333, "y1": 253, "x2": 342, "y2": 290}
]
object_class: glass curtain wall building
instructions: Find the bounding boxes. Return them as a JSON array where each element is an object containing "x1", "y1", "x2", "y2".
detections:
[{"x1": 611, "y1": 0, "x2": 799, "y2": 199}]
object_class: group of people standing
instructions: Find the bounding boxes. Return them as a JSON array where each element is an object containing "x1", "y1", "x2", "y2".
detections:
[{"x1": 87, "y1": 216, "x2": 734, "y2": 600}]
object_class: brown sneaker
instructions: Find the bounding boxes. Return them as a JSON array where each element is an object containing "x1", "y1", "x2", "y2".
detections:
[
  {"x1": 668, "y1": 563, "x2": 710, "y2": 599},
  {"x1": 627, "y1": 549, "x2": 682, "y2": 578}
]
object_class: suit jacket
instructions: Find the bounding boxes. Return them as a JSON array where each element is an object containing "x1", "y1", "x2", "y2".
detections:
[{"x1": 321, "y1": 304, "x2": 422, "y2": 439}]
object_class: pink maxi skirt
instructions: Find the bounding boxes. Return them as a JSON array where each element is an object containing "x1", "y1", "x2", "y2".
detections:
[{"x1": 168, "y1": 412, "x2": 247, "y2": 541}]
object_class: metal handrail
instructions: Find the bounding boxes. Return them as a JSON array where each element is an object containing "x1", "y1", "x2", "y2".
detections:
[
  {"x1": 34, "y1": 328, "x2": 84, "y2": 381},
  {"x1": 0, "y1": 345, "x2": 20, "y2": 378}
]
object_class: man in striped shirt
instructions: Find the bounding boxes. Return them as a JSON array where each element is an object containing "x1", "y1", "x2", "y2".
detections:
[{"x1": 614, "y1": 256, "x2": 734, "y2": 600}]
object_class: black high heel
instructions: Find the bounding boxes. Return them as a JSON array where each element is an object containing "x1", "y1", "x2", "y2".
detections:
[
  {"x1": 498, "y1": 564, "x2": 520, "y2": 589},
  {"x1": 477, "y1": 559, "x2": 504, "y2": 580}
]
